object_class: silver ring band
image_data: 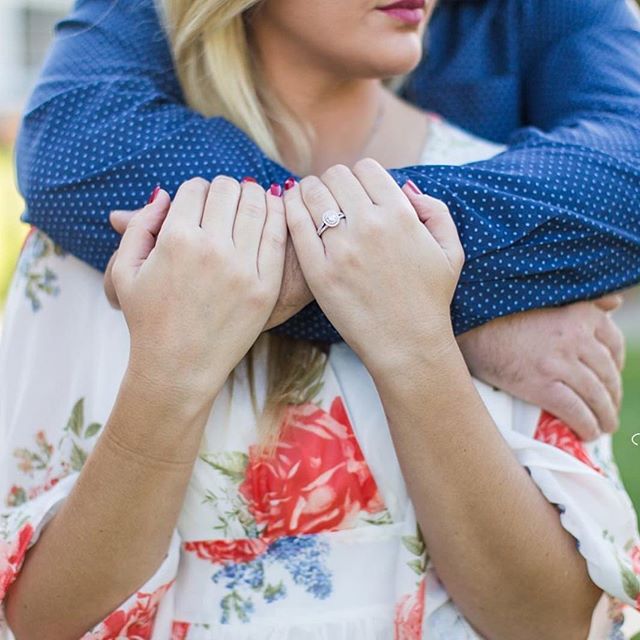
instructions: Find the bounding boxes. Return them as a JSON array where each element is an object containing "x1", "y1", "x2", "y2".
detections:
[{"x1": 317, "y1": 210, "x2": 346, "y2": 237}]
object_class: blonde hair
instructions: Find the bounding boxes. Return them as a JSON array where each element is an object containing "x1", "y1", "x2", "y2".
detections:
[{"x1": 161, "y1": 0, "x2": 414, "y2": 446}]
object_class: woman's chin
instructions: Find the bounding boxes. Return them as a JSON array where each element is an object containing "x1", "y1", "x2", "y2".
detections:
[{"x1": 359, "y1": 36, "x2": 423, "y2": 77}]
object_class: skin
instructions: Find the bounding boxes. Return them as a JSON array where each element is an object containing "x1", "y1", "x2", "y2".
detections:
[
  {"x1": 104, "y1": 0, "x2": 626, "y2": 439},
  {"x1": 284, "y1": 167, "x2": 602, "y2": 640},
  {"x1": 6, "y1": 0, "x2": 615, "y2": 637}
]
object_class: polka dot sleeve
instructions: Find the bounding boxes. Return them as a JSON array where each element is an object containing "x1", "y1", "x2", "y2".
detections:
[{"x1": 14, "y1": 0, "x2": 640, "y2": 341}]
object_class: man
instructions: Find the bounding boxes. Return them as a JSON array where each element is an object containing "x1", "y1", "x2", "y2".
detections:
[{"x1": 14, "y1": 0, "x2": 640, "y2": 436}]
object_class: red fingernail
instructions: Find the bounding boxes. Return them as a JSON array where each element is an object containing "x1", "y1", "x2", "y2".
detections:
[
  {"x1": 284, "y1": 177, "x2": 296, "y2": 191},
  {"x1": 406, "y1": 179, "x2": 421, "y2": 194},
  {"x1": 242, "y1": 176, "x2": 257, "y2": 183},
  {"x1": 270, "y1": 183, "x2": 283, "y2": 197},
  {"x1": 147, "y1": 185, "x2": 161, "y2": 204}
]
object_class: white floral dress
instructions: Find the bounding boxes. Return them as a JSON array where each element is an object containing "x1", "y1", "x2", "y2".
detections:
[{"x1": 1, "y1": 114, "x2": 640, "y2": 640}]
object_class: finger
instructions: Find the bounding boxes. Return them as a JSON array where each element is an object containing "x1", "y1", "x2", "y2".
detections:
[
  {"x1": 351, "y1": 157, "x2": 406, "y2": 207},
  {"x1": 579, "y1": 340, "x2": 623, "y2": 410},
  {"x1": 234, "y1": 181, "x2": 268, "y2": 258},
  {"x1": 595, "y1": 314, "x2": 626, "y2": 371},
  {"x1": 546, "y1": 381, "x2": 600, "y2": 441},
  {"x1": 159, "y1": 177, "x2": 209, "y2": 236},
  {"x1": 562, "y1": 361, "x2": 618, "y2": 435},
  {"x1": 104, "y1": 251, "x2": 121, "y2": 309},
  {"x1": 258, "y1": 189, "x2": 287, "y2": 288},
  {"x1": 109, "y1": 210, "x2": 136, "y2": 235},
  {"x1": 299, "y1": 175, "x2": 344, "y2": 232},
  {"x1": 201, "y1": 175, "x2": 241, "y2": 238},
  {"x1": 402, "y1": 182, "x2": 465, "y2": 271},
  {"x1": 320, "y1": 164, "x2": 371, "y2": 227},
  {"x1": 594, "y1": 294, "x2": 623, "y2": 312},
  {"x1": 117, "y1": 190, "x2": 171, "y2": 270},
  {"x1": 283, "y1": 181, "x2": 326, "y2": 283}
]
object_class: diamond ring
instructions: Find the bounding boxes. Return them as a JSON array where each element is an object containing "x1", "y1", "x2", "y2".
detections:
[{"x1": 316, "y1": 210, "x2": 346, "y2": 237}]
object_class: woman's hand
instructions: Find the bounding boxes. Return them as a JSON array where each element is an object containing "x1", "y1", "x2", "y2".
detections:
[
  {"x1": 106, "y1": 200, "x2": 312, "y2": 331},
  {"x1": 111, "y1": 177, "x2": 286, "y2": 400},
  {"x1": 457, "y1": 296, "x2": 625, "y2": 440},
  {"x1": 283, "y1": 158, "x2": 464, "y2": 376}
]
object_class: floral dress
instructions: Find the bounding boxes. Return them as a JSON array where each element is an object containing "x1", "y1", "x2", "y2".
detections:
[{"x1": 1, "y1": 115, "x2": 640, "y2": 640}]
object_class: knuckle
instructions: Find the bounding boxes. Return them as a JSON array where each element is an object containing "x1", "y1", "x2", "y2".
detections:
[
  {"x1": 321, "y1": 163, "x2": 350, "y2": 182},
  {"x1": 247, "y1": 285, "x2": 271, "y2": 309},
  {"x1": 300, "y1": 176, "x2": 327, "y2": 206},
  {"x1": 538, "y1": 356, "x2": 559, "y2": 380},
  {"x1": 179, "y1": 176, "x2": 210, "y2": 195},
  {"x1": 160, "y1": 226, "x2": 192, "y2": 252},
  {"x1": 335, "y1": 246, "x2": 363, "y2": 270},
  {"x1": 548, "y1": 382, "x2": 576, "y2": 413},
  {"x1": 211, "y1": 175, "x2": 241, "y2": 196},
  {"x1": 353, "y1": 156, "x2": 381, "y2": 174},
  {"x1": 265, "y1": 228, "x2": 287, "y2": 251},
  {"x1": 360, "y1": 218, "x2": 386, "y2": 240},
  {"x1": 240, "y1": 199, "x2": 266, "y2": 220}
]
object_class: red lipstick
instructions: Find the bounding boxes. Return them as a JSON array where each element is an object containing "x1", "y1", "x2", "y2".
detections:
[{"x1": 377, "y1": 0, "x2": 425, "y2": 25}]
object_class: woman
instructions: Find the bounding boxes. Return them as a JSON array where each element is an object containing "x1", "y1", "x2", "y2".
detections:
[{"x1": 1, "y1": 0, "x2": 639, "y2": 638}]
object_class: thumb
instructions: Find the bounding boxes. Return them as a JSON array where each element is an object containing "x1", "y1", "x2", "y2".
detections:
[
  {"x1": 109, "y1": 209, "x2": 136, "y2": 235},
  {"x1": 594, "y1": 293, "x2": 623, "y2": 313},
  {"x1": 116, "y1": 189, "x2": 171, "y2": 274},
  {"x1": 402, "y1": 181, "x2": 464, "y2": 272}
]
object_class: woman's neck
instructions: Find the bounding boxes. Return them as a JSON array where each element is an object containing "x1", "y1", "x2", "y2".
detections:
[{"x1": 251, "y1": 23, "x2": 395, "y2": 174}]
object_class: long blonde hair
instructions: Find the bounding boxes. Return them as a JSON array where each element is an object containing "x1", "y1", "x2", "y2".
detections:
[{"x1": 161, "y1": 0, "x2": 410, "y2": 445}]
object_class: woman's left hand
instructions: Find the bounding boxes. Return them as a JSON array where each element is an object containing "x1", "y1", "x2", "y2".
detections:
[{"x1": 284, "y1": 158, "x2": 464, "y2": 376}]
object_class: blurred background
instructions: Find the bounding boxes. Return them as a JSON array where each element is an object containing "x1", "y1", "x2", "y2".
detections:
[{"x1": 0, "y1": 1, "x2": 638, "y2": 634}]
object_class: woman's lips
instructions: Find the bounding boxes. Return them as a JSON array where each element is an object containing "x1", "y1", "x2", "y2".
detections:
[{"x1": 377, "y1": 0, "x2": 425, "y2": 24}]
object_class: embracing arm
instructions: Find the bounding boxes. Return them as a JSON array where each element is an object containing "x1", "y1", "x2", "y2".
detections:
[{"x1": 17, "y1": 0, "x2": 640, "y2": 339}]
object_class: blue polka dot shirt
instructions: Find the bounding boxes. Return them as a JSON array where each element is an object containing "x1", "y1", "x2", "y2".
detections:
[{"x1": 14, "y1": 0, "x2": 640, "y2": 341}]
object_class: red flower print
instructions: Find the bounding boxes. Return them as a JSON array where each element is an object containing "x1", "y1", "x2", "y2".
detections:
[
  {"x1": 171, "y1": 621, "x2": 191, "y2": 640},
  {"x1": 394, "y1": 578, "x2": 426, "y2": 640},
  {"x1": 184, "y1": 538, "x2": 269, "y2": 564},
  {"x1": 0, "y1": 523, "x2": 34, "y2": 600},
  {"x1": 87, "y1": 580, "x2": 174, "y2": 640},
  {"x1": 534, "y1": 412, "x2": 602, "y2": 474},
  {"x1": 239, "y1": 396, "x2": 385, "y2": 539}
]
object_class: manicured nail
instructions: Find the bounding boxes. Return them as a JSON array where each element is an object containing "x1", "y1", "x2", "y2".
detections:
[
  {"x1": 406, "y1": 179, "x2": 421, "y2": 195},
  {"x1": 284, "y1": 177, "x2": 296, "y2": 191},
  {"x1": 147, "y1": 185, "x2": 161, "y2": 204},
  {"x1": 270, "y1": 183, "x2": 283, "y2": 197},
  {"x1": 242, "y1": 176, "x2": 257, "y2": 183}
]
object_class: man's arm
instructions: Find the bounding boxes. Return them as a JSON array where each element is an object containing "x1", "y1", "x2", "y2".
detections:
[{"x1": 16, "y1": 0, "x2": 640, "y2": 342}]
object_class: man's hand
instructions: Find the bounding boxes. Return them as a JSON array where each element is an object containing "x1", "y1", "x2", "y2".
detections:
[
  {"x1": 106, "y1": 209, "x2": 314, "y2": 330},
  {"x1": 262, "y1": 235, "x2": 314, "y2": 330},
  {"x1": 457, "y1": 296, "x2": 625, "y2": 440}
]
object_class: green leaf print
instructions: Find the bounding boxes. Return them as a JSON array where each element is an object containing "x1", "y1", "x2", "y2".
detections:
[
  {"x1": 84, "y1": 422, "x2": 102, "y2": 439},
  {"x1": 66, "y1": 399, "x2": 85, "y2": 437},
  {"x1": 402, "y1": 534, "x2": 426, "y2": 557},
  {"x1": 622, "y1": 564, "x2": 640, "y2": 600},
  {"x1": 408, "y1": 558, "x2": 425, "y2": 576},
  {"x1": 200, "y1": 451, "x2": 249, "y2": 483},
  {"x1": 70, "y1": 442, "x2": 88, "y2": 471}
]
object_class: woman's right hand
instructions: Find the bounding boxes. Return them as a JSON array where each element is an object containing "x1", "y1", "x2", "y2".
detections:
[{"x1": 111, "y1": 177, "x2": 287, "y2": 401}]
